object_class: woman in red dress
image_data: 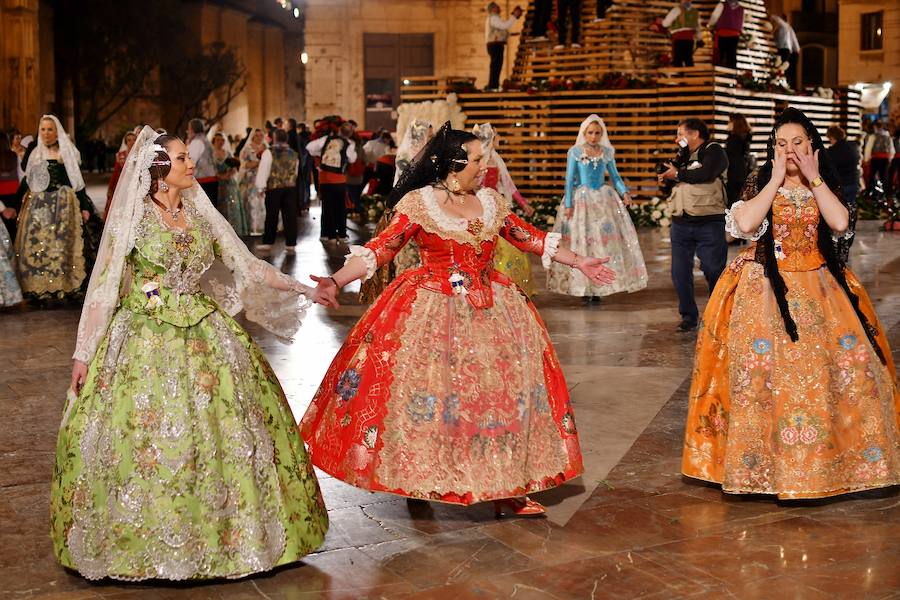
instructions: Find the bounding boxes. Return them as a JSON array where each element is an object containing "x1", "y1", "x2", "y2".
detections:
[{"x1": 302, "y1": 123, "x2": 616, "y2": 515}]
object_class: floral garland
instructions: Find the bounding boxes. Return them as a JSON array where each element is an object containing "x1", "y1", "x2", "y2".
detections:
[
  {"x1": 501, "y1": 72, "x2": 657, "y2": 94},
  {"x1": 626, "y1": 196, "x2": 671, "y2": 228},
  {"x1": 444, "y1": 73, "x2": 657, "y2": 96},
  {"x1": 511, "y1": 195, "x2": 672, "y2": 229},
  {"x1": 362, "y1": 194, "x2": 388, "y2": 223},
  {"x1": 736, "y1": 55, "x2": 792, "y2": 94}
]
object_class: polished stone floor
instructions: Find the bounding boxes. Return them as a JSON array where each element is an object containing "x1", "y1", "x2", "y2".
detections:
[{"x1": 2, "y1": 186, "x2": 899, "y2": 599}]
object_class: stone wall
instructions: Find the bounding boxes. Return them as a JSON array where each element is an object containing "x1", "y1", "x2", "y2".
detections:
[
  {"x1": 838, "y1": 0, "x2": 900, "y2": 116},
  {"x1": 303, "y1": 0, "x2": 524, "y2": 124}
]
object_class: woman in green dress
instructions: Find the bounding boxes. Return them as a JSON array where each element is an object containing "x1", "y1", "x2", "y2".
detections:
[
  {"x1": 212, "y1": 132, "x2": 250, "y2": 236},
  {"x1": 51, "y1": 126, "x2": 328, "y2": 581}
]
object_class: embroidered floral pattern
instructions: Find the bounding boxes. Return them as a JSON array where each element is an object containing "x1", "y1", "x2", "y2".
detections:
[{"x1": 336, "y1": 368, "x2": 361, "y2": 402}]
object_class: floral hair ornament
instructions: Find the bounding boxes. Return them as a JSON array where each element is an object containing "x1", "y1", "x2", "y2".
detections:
[{"x1": 151, "y1": 144, "x2": 171, "y2": 167}]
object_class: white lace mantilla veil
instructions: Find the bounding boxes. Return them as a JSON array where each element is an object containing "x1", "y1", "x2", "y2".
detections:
[
  {"x1": 23, "y1": 114, "x2": 85, "y2": 193},
  {"x1": 472, "y1": 123, "x2": 518, "y2": 203},
  {"x1": 574, "y1": 114, "x2": 615, "y2": 160},
  {"x1": 73, "y1": 125, "x2": 312, "y2": 364},
  {"x1": 393, "y1": 118, "x2": 432, "y2": 185}
]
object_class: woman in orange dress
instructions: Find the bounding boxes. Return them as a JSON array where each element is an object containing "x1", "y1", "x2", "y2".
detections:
[{"x1": 682, "y1": 108, "x2": 900, "y2": 499}]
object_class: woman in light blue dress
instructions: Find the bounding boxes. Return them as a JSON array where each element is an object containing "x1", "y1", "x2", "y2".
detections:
[{"x1": 547, "y1": 114, "x2": 648, "y2": 301}]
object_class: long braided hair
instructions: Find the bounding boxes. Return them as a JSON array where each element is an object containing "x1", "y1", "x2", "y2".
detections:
[{"x1": 749, "y1": 107, "x2": 884, "y2": 363}]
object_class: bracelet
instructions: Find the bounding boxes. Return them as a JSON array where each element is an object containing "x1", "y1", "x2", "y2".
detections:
[{"x1": 328, "y1": 276, "x2": 341, "y2": 288}]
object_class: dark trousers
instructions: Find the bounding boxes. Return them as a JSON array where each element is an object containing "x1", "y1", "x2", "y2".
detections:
[
  {"x1": 199, "y1": 179, "x2": 219, "y2": 209},
  {"x1": 319, "y1": 182, "x2": 348, "y2": 239},
  {"x1": 673, "y1": 39, "x2": 695, "y2": 67},
  {"x1": 670, "y1": 218, "x2": 727, "y2": 324},
  {"x1": 532, "y1": 0, "x2": 553, "y2": 36},
  {"x1": 889, "y1": 157, "x2": 900, "y2": 197},
  {"x1": 487, "y1": 42, "x2": 505, "y2": 89},
  {"x1": 597, "y1": 0, "x2": 612, "y2": 19},
  {"x1": 348, "y1": 182, "x2": 365, "y2": 213},
  {"x1": 777, "y1": 48, "x2": 799, "y2": 88},
  {"x1": 717, "y1": 34, "x2": 739, "y2": 69},
  {"x1": 868, "y1": 158, "x2": 890, "y2": 193},
  {"x1": 263, "y1": 187, "x2": 298, "y2": 246},
  {"x1": 557, "y1": 0, "x2": 581, "y2": 45}
]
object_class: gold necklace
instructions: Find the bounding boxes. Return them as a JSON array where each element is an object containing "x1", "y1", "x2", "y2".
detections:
[{"x1": 435, "y1": 184, "x2": 468, "y2": 205}]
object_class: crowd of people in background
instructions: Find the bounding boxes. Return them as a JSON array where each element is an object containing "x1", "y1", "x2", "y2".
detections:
[
  {"x1": 1, "y1": 106, "x2": 897, "y2": 315},
  {"x1": 0, "y1": 113, "x2": 408, "y2": 310}
]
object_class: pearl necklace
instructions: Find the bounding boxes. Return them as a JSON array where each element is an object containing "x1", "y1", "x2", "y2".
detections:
[{"x1": 151, "y1": 196, "x2": 184, "y2": 220}]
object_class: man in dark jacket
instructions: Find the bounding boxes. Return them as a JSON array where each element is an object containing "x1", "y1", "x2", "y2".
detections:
[
  {"x1": 659, "y1": 118, "x2": 729, "y2": 331},
  {"x1": 826, "y1": 126, "x2": 860, "y2": 260}
]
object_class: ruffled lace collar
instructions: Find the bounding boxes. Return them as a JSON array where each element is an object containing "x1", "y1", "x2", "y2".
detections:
[{"x1": 394, "y1": 186, "x2": 506, "y2": 252}]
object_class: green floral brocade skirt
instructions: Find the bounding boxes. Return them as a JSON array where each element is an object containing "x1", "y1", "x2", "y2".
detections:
[{"x1": 50, "y1": 304, "x2": 328, "y2": 581}]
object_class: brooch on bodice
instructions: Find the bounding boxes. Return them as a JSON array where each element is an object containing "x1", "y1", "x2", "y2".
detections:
[
  {"x1": 578, "y1": 153, "x2": 605, "y2": 167},
  {"x1": 142, "y1": 281, "x2": 162, "y2": 309},
  {"x1": 466, "y1": 218, "x2": 484, "y2": 238},
  {"x1": 173, "y1": 231, "x2": 195, "y2": 257}
]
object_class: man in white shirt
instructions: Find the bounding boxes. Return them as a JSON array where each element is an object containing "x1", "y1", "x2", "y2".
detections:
[
  {"x1": 485, "y1": 2, "x2": 522, "y2": 91},
  {"x1": 770, "y1": 14, "x2": 800, "y2": 89},
  {"x1": 306, "y1": 123, "x2": 358, "y2": 243}
]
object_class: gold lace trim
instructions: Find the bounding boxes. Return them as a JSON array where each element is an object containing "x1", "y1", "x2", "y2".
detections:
[{"x1": 394, "y1": 187, "x2": 510, "y2": 253}]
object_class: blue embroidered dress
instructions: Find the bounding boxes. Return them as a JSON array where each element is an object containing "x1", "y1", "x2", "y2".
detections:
[{"x1": 548, "y1": 145, "x2": 647, "y2": 297}]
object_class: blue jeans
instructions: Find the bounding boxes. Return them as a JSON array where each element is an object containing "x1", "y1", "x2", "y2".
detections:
[{"x1": 670, "y1": 218, "x2": 727, "y2": 324}]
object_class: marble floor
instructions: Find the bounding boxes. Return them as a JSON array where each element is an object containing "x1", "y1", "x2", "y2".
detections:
[{"x1": 2, "y1": 187, "x2": 900, "y2": 599}]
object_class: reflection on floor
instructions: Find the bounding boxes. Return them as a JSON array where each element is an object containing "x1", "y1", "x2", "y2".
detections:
[{"x1": 2, "y1": 199, "x2": 899, "y2": 599}]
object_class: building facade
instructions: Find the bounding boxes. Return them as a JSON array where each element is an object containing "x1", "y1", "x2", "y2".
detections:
[
  {"x1": 0, "y1": 0, "x2": 305, "y2": 142},
  {"x1": 838, "y1": 0, "x2": 898, "y2": 118},
  {"x1": 302, "y1": 0, "x2": 523, "y2": 127}
]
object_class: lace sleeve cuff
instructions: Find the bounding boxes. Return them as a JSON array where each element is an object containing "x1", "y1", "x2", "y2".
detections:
[
  {"x1": 725, "y1": 201, "x2": 768, "y2": 241},
  {"x1": 831, "y1": 229, "x2": 854, "y2": 242},
  {"x1": 72, "y1": 347, "x2": 93, "y2": 364},
  {"x1": 346, "y1": 245, "x2": 378, "y2": 281},
  {"x1": 542, "y1": 232, "x2": 562, "y2": 269}
]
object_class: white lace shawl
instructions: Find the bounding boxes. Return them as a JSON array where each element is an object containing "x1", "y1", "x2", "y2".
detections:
[
  {"x1": 473, "y1": 123, "x2": 519, "y2": 204},
  {"x1": 73, "y1": 125, "x2": 311, "y2": 364},
  {"x1": 393, "y1": 119, "x2": 432, "y2": 185},
  {"x1": 23, "y1": 114, "x2": 85, "y2": 193}
]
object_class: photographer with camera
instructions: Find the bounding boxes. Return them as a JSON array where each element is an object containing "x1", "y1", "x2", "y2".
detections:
[{"x1": 658, "y1": 118, "x2": 728, "y2": 331}]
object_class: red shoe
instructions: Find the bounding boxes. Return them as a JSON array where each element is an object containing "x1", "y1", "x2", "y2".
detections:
[{"x1": 493, "y1": 497, "x2": 546, "y2": 517}]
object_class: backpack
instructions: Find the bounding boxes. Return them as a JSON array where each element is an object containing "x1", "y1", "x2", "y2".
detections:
[{"x1": 319, "y1": 134, "x2": 350, "y2": 174}]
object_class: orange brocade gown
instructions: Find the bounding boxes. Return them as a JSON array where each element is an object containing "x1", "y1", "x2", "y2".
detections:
[
  {"x1": 682, "y1": 186, "x2": 900, "y2": 499},
  {"x1": 301, "y1": 186, "x2": 582, "y2": 504}
]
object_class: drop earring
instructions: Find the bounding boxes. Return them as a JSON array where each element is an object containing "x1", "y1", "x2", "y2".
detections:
[
  {"x1": 447, "y1": 176, "x2": 461, "y2": 193},
  {"x1": 158, "y1": 179, "x2": 169, "y2": 192}
]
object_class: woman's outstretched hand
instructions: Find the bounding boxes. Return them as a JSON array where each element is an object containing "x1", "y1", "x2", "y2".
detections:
[
  {"x1": 309, "y1": 275, "x2": 340, "y2": 308},
  {"x1": 576, "y1": 256, "x2": 616, "y2": 286}
]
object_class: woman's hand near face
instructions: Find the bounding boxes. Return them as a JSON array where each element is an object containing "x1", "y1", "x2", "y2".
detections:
[
  {"x1": 771, "y1": 145, "x2": 787, "y2": 185},
  {"x1": 793, "y1": 147, "x2": 820, "y2": 183}
]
